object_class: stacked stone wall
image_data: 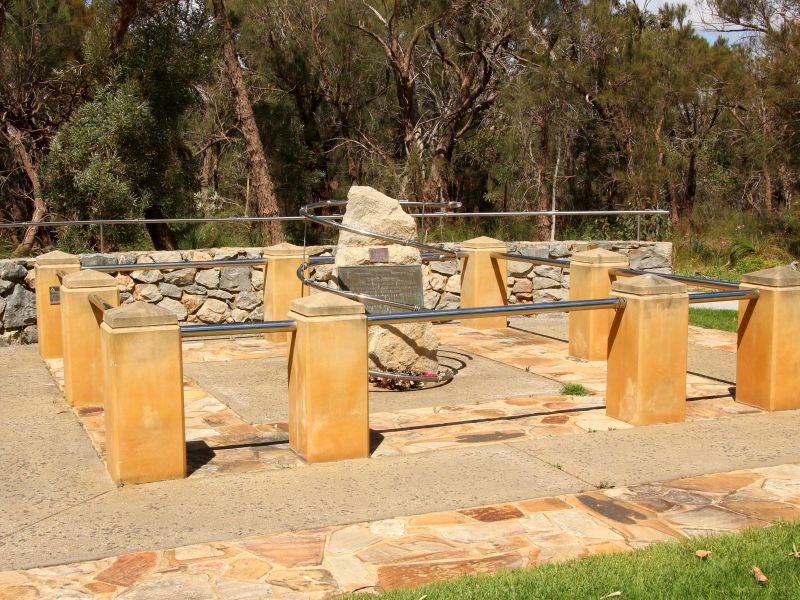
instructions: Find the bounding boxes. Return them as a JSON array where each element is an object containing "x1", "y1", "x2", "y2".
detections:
[{"x1": 0, "y1": 240, "x2": 672, "y2": 344}]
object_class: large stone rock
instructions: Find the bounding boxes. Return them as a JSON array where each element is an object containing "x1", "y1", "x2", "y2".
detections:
[
  {"x1": 335, "y1": 186, "x2": 439, "y2": 374},
  {"x1": 0, "y1": 279, "x2": 14, "y2": 294},
  {"x1": 158, "y1": 282, "x2": 182, "y2": 299},
  {"x1": 80, "y1": 254, "x2": 118, "y2": 267},
  {"x1": 337, "y1": 186, "x2": 416, "y2": 247},
  {"x1": 134, "y1": 284, "x2": 163, "y2": 302},
  {"x1": 219, "y1": 266, "x2": 252, "y2": 292},
  {"x1": 368, "y1": 323, "x2": 438, "y2": 374},
  {"x1": 0, "y1": 262, "x2": 27, "y2": 282},
  {"x1": 157, "y1": 297, "x2": 188, "y2": 321},
  {"x1": 0, "y1": 296, "x2": 6, "y2": 318},
  {"x1": 196, "y1": 298, "x2": 228, "y2": 323},
  {"x1": 4, "y1": 286, "x2": 36, "y2": 328},
  {"x1": 130, "y1": 269, "x2": 163, "y2": 284},
  {"x1": 195, "y1": 269, "x2": 220, "y2": 289},
  {"x1": 163, "y1": 268, "x2": 195, "y2": 286},
  {"x1": 236, "y1": 291, "x2": 261, "y2": 310}
]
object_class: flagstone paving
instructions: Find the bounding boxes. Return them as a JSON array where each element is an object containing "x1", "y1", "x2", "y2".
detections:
[
  {"x1": 3, "y1": 462, "x2": 800, "y2": 599},
  {"x1": 44, "y1": 323, "x2": 751, "y2": 479}
]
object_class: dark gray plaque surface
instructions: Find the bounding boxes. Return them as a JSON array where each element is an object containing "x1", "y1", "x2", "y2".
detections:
[
  {"x1": 338, "y1": 265, "x2": 424, "y2": 314},
  {"x1": 49, "y1": 286, "x2": 60, "y2": 305}
]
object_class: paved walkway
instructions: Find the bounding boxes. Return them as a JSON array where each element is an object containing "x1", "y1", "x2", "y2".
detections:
[
  {"x1": 3, "y1": 463, "x2": 800, "y2": 598},
  {"x1": 3, "y1": 321, "x2": 800, "y2": 598}
]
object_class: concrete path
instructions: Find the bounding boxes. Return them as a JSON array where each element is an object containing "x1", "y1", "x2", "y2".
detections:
[
  {"x1": 4, "y1": 362, "x2": 800, "y2": 572},
  {"x1": 184, "y1": 347, "x2": 562, "y2": 423}
]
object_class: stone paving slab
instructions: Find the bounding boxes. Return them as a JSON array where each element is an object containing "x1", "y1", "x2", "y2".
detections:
[{"x1": 3, "y1": 462, "x2": 800, "y2": 598}]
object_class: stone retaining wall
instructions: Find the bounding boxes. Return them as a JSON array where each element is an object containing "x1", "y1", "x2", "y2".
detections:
[{"x1": 0, "y1": 241, "x2": 672, "y2": 345}]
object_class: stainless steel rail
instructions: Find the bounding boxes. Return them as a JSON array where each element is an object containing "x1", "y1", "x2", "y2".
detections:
[
  {"x1": 180, "y1": 320, "x2": 297, "y2": 338},
  {"x1": 85, "y1": 258, "x2": 268, "y2": 272},
  {"x1": 610, "y1": 268, "x2": 740, "y2": 291},
  {"x1": 88, "y1": 293, "x2": 113, "y2": 312},
  {"x1": 688, "y1": 290, "x2": 758, "y2": 304},
  {"x1": 0, "y1": 209, "x2": 670, "y2": 229},
  {"x1": 491, "y1": 252, "x2": 570, "y2": 268},
  {"x1": 367, "y1": 297, "x2": 626, "y2": 326}
]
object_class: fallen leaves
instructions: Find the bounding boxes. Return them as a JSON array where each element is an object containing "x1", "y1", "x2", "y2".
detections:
[
  {"x1": 751, "y1": 566, "x2": 768, "y2": 584},
  {"x1": 599, "y1": 592, "x2": 622, "y2": 599},
  {"x1": 791, "y1": 543, "x2": 800, "y2": 559},
  {"x1": 694, "y1": 550, "x2": 711, "y2": 559}
]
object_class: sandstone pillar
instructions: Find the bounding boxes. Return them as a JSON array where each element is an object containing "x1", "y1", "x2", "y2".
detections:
[
  {"x1": 101, "y1": 302, "x2": 186, "y2": 484},
  {"x1": 460, "y1": 237, "x2": 508, "y2": 329},
  {"x1": 263, "y1": 242, "x2": 307, "y2": 342},
  {"x1": 35, "y1": 251, "x2": 80, "y2": 359},
  {"x1": 569, "y1": 248, "x2": 629, "y2": 360},
  {"x1": 287, "y1": 294, "x2": 369, "y2": 463},
  {"x1": 60, "y1": 270, "x2": 119, "y2": 407},
  {"x1": 607, "y1": 274, "x2": 688, "y2": 425},
  {"x1": 737, "y1": 266, "x2": 800, "y2": 411}
]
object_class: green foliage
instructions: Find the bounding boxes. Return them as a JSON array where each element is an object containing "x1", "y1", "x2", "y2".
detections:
[
  {"x1": 689, "y1": 308, "x2": 739, "y2": 332},
  {"x1": 361, "y1": 520, "x2": 800, "y2": 599},
  {"x1": 560, "y1": 383, "x2": 592, "y2": 396}
]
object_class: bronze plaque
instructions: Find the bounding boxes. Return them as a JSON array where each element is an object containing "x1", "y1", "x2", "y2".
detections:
[
  {"x1": 338, "y1": 265, "x2": 424, "y2": 314},
  {"x1": 368, "y1": 247, "x2": 389, "y2": 262},
  {"x1": 49, "y1": 286, "x2": 60, "y2": 305}
]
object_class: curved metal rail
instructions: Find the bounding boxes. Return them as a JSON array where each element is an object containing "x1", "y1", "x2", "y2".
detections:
[{"x1": 299, "y1": 199, "x2": 462, "y2": 384}]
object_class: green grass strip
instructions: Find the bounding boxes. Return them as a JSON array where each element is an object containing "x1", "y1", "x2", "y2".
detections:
[
  {"x1": 689, "y1": 308, "x2": 738, "y2": 332},
  {"x1": 364, "y1": 520, "x2": 800, "y2": 599}
]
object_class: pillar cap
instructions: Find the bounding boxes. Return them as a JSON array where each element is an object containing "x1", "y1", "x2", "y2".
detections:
[
  {"x1": 612, "y1": 274, "x2": 686, "y2": 296},
  {"x1": 571, "y1": 248, "x2": 628, "y2": 265},
  {"x1": 62, "y1": 269, "x2": 116, "y2": 289},
  {"x1": 290, "y1": 293, "x2": 365, "y2": 317},
  {"x1": 263, "y1": 242, "x2": 305, "y2": 257},
  {"x1": 104, "y1": 301, "x2": 178, "y2": 328},
  {"x1": 460, "y1": 236, "x2": 506, "y2": 250},
  {"x1": 35, "y1": 250, "x2": 80, "y2": 266},
  {"x1": 741, "y1": 265, "x2": 800, "y2": 288}
]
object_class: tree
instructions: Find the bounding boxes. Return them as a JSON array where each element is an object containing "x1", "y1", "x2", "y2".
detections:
[{"x1": 211, "y1": 0, "x2": 284, "y2": 244}]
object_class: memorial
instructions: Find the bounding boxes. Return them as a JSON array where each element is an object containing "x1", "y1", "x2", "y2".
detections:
[{"x1": 333, "y1": 186, "x2": 439, "y2": 377}]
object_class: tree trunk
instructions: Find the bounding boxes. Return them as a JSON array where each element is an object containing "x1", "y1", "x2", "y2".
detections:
[
  {"x1": 764, "y1": 170, "x2": 774, "y2": 216},
  {"x1": 144, "y1": 206, "x2": 178, "y2": 250},
  {"x1": 535, "y1": 120, "x2": 551, "y2": 241},
  {"x1": 4, "y1": 123, "x2": 47, "y2": 255},
  {"x1": 678, "y1": 151, "x2": 697, "y2": 227},
  {"x1": 211, "y1": 0, "x2": 284, "y2": 245}
]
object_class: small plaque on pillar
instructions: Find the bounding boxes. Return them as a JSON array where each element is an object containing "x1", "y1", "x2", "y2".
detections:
[
  {"x1": 49, "y1": 286, "x2": 61, "y2": 305},
  {"x1": 368, "y1": 247, "x2": 389, "y2": 263},
  {"x1": 338, "y1": 265, "x2": 423, "y2": 314}
]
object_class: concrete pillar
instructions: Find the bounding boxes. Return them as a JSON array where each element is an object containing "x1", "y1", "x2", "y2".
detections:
[
  {"x1": 60, "y1": 270, "x2": 119, "y2": 407},
  {"x1": 459, "y1": 236, "x2": 508, "y2": 329},
  {"x1": 35, "y1": 251, "x2": 80, "y2": 359},
  {"x1": 737, "y1": 266, "x2": 800, "y2": 411},
  {"x1": 101, "y1": 302, "x2": 186, "y2": 484},
  {"x1": 287, "y1": 294, "x2": 369, "y2": 463},
  {"x1": 263, "y1": 242, "x2": 308, "y2": 342},
  {"x1": 568, "y1": 248, "x2": 629, "y2": 360},
  {"x1": 607, "y1": 274, "x2": 688, "y2": 425}
]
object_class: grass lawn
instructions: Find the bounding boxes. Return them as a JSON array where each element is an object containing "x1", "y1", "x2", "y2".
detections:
[
  {"x1": 365, "y1": 520, "x2": 800, "y2": 599},
  {"x1": 689, "y1": 308, "x2": 738, "y2": 332}
]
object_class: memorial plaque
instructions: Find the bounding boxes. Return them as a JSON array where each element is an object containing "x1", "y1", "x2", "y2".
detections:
[
  {"x1": 49, "y1": 286, "x2": 60, "y2": 305},
  {"x1": 368, "y1": 247, "x2": 389, "y2": 262},
  {"x1": 338, "y1": 265, "x2": 424, "y2": 314}
]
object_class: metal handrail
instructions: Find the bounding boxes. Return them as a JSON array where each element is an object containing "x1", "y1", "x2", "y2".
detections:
[
  {"x1": 610, "y1": 268, "x2": 740, "y2": 291},
  {"x1": 180, "y1": 320, "x2": 297, "y2": 338},
  {"x1": 491, "y1": 252, "x2": 570, "y2": 268},
  {"x1": 88, "y1": 293, "x2": 113, "y2": 312},
  {"x1": 367, "y1": 297, "x2": 626, "y2": 326},
  {"x1": 0, "y1": 209, "x2": 670, "y2": 229},
  {"x1": 688, "y1": 290, "x2": 758, "y2": 304}
]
